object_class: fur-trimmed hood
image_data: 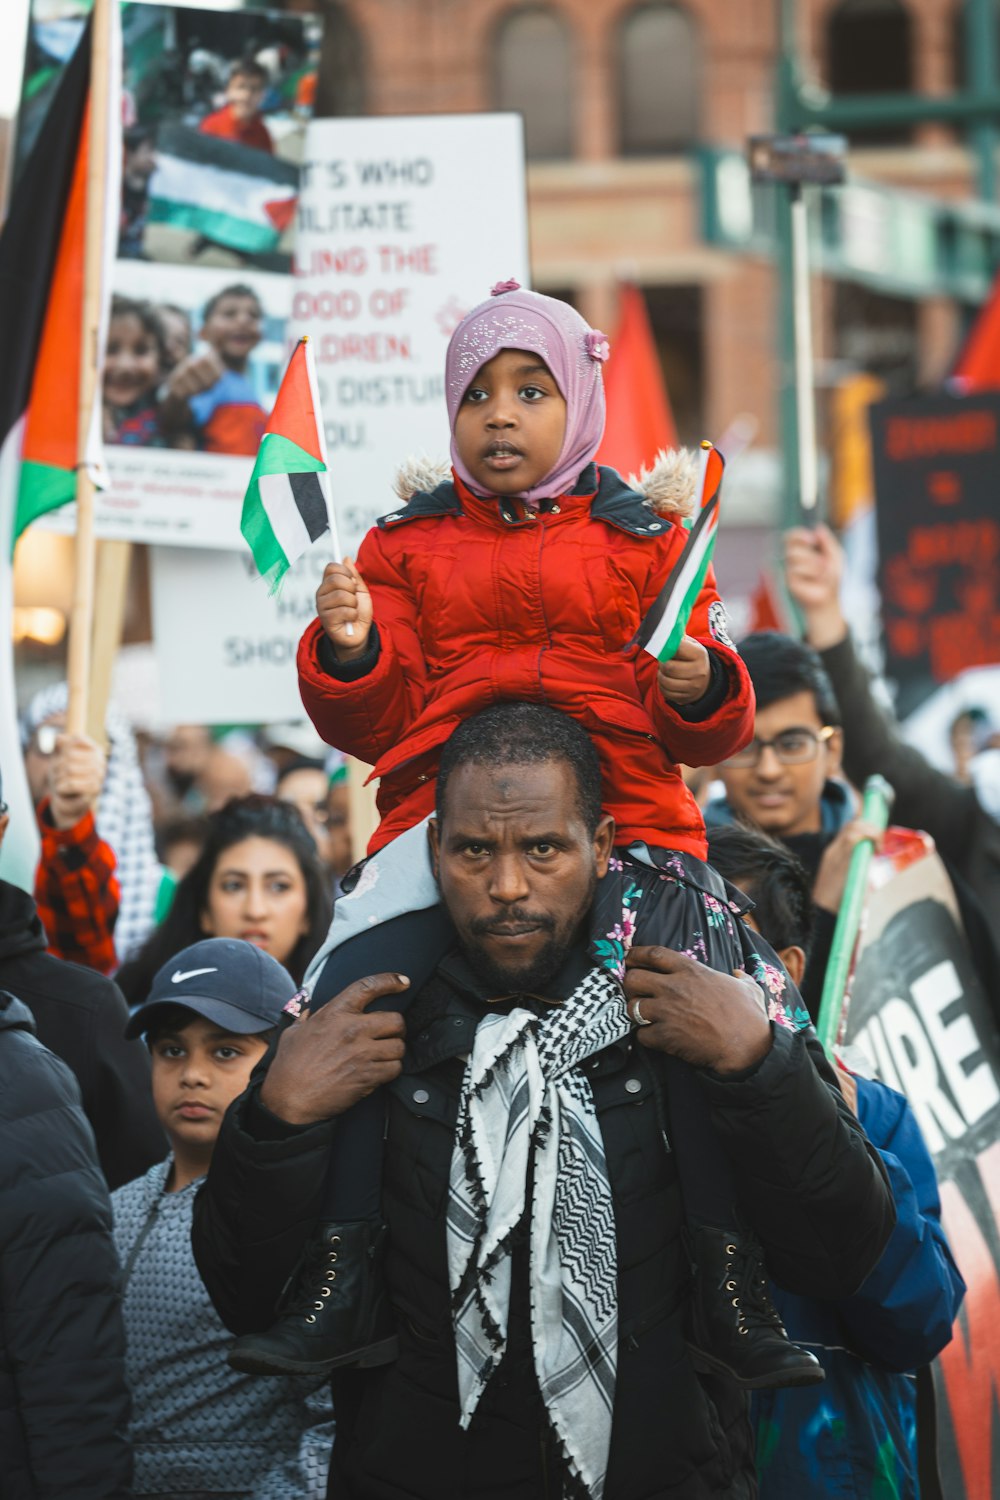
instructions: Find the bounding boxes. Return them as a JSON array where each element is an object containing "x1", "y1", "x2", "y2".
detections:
[{"x1": 392, "y1": 450, "x2": 700, "y2": 519}]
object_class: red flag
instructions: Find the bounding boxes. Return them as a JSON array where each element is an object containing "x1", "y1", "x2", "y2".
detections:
[
  {"x1": 596, "y1": 283, "x2": 678, "y2": 478},
  {"x1": 747, "y1": 571, "x2": 787, "y2": 634},
  {"x1": 953, "y1": 269, "x2": 1000, "y2": 390}
]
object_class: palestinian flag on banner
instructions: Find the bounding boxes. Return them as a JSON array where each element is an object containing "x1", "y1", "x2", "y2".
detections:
[
  {"x1": 631, "y1": 441, "x2": 725, "y2": 662},
  {"x1": 241, "y1": 337, "x2": 335, "y2": 592},
  {"x1": 0, "y1": 13, "x2": 121, "y2": 542},
  {"x1": 148, "y1": 123, "x2": 299, "y2": 256}
]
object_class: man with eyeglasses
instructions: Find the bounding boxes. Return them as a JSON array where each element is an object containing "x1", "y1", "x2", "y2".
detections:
[
  {"x1": 705, "y1": 632, "x2": 882, "y2": 1017},
  {"x1": 783, "y1": 522, "x2": 1000, "y2": 940}
]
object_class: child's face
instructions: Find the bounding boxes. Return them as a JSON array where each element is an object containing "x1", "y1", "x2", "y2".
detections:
[
  {"x1": 453, "y1": 348, "x2": 567, "y2": 496},
  {"x1": 201, "y1": 293, "x2": 262, "y2": 365},
  {"x1": 226, "y1": 72, "x2": 266, "y2": 121},
  {"x1": 105, "y1": 312, "x2": 161, "y2": 407},
  {"x1": 150, "y1": 1014, "x2": 269, "y2": 1156}
]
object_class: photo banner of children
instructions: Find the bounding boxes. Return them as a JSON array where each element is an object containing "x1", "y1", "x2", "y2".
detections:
[
  {"x1": 25, "y1": 0, "x2": 320, "y2": 549},
  {"x1": 23, "y1": 0, "x2": 319, "y2": 273},
  {"x1": 40, "y1": 260, "x2": 290, "y2": 547},
  {"x1": 839, "y1": 832, "x2": 1000, "y2": 1499},
  {"x1": 287, "y1": 111, "x2": 529, "y2": 553}
]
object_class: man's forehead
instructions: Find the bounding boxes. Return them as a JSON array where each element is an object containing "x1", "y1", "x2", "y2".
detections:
[
  {"x1": 754, "y1": 689, "x2": 825, "y2": 733},
  {"x1": 444, "y1": 758, "x2": 579, "y2": 822}
]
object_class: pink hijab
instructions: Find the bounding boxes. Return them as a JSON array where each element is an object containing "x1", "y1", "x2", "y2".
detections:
[{"x1": 445, "y1": 281, "x2": 609, "y2": 506}]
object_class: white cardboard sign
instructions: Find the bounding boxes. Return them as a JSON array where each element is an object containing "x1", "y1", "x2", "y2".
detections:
[
  {"x1": 290, "y1": 111, "x2": 529, "y2": 552},
  {"x1": 152, "y1": 543, "x2": 336, "y2": 723}
]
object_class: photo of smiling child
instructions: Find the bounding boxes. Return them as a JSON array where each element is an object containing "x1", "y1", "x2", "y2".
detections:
[
  {"x1": 103, "y1": 296, "x2": 169, "y2": 448},
  {"x1": 159, "y1": 283, "x2": 268, "y2": 456},
  {"x1": 199, "y1": 58, "x2": 275, "y2": 155}
]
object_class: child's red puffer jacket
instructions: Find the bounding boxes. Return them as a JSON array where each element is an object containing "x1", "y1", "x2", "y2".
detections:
[{"x1": 297, "y1": 462, "x2": 754, "y2": 858}]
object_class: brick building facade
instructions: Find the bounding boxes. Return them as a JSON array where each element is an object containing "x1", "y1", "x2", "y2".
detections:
[{"x1": 307, "y1": 0, "x2": 985, "y2": 520}]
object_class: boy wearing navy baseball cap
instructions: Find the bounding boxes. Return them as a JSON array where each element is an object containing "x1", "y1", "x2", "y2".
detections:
[{"x1": 112, "y1": 939, "x2": 332, "y2": 1498}]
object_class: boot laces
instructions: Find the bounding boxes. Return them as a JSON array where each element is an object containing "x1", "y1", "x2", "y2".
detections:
[
  {"x1": 280, "y1": 1233, "x2": 342, "y2": 1322},
  {"x1": 723, "y1": 1240, "x2": 784, "y2": 1334}
]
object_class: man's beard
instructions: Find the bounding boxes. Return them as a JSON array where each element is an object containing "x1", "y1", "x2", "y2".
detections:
[{"x1": 459, "y1": 893, "x2": 593, "y2": 998}]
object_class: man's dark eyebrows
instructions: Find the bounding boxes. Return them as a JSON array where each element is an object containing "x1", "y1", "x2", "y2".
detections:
[{"x1": 444, "y1": 826, "x2": 493, "y2": 845}]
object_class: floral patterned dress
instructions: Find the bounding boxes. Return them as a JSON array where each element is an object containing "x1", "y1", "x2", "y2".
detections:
[{"x1": 590, "y1": 845, "x2": 812, "y2": 1034}]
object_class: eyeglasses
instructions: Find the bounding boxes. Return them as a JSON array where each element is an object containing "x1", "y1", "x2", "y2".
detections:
[{"x1": 723, "y1": 726, "x2": 836, "y2": 769}]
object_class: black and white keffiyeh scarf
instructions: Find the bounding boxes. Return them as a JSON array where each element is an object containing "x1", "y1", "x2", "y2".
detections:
[{"x1": 447, "y1": 966, "x2": 633, "y2": 1500}]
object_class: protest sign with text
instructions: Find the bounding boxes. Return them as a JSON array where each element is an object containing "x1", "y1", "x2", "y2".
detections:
[
  {"x1": 26, "y1": 1, "x2": 319, "y2": 549},
  {"x1": 870, "y1": 391, "x2": 1000, "y2": 719},
  {"x1": 842, "y1": 833, "x2": 1000, "y2": 1499},
  {"x1": 151, "y1": 542, "x2": 335, "y2": 723}
]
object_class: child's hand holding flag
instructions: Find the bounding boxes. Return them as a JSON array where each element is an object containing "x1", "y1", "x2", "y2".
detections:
[
  {"x1": 317, "y1": 558, "x2": 372, "y2": 661},
  {"x1": 656, "y1": 636, "x2": 712, "y2": 705}
]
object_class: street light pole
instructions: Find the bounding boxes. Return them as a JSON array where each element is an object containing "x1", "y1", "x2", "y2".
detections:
[
  {"x1": 772, "y1": 0, "x2": 1000, "y2": 528},
  {"x1": 967, "y1": 0, "x2": 999, "y2": 204}
]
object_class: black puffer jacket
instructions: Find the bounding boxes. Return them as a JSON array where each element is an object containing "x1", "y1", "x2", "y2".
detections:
[
  {"x1": 0, "y1": 990, "x2": 132, "y2": 1498},
  {"x1": 194, "y1": 970, "x2": 894, "y2": 1499},
  {"x1": 0, "y1": 879, "x2": 166, "y2": 1189}
]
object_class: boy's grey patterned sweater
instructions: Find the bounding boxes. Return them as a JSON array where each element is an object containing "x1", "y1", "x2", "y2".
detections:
[{"x1": 113, "y1": 1158, "x2": 333, "y2": 1499}]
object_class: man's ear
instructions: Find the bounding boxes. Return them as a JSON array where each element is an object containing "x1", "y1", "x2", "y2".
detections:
[
  {"x1": 427, "y1": 817, "x2": 441, "y2": 882},
  {"x1": 593, "y1": 813, "x2": 615, "y2": 878},
  {"x1": 825, "y1": 726, "x2": 844, "y2": 780},
  {"x1": 0, "y1": 811, "x2": 9, "y2": 849},
  {"x1": 778, "y1": 943, "x2": 807, "y2": 990}
]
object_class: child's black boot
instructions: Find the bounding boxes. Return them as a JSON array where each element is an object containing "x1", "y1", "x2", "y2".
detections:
[
  {"x1": 227, "y1": 1220, "x2": 397, "y2": 1376},
  {"x1": 685, "y1": 1224, "x2": 825, "y2": 1389}
]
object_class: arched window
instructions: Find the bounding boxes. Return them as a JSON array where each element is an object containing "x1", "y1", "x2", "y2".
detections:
[
  {"x1": 494, "y1": 8, "x2": 573, "y2": 161},
  {"x1": 314, "y1": 2, "x2": 366, "y2": 118},
  {"x1": 619, "y1": 3, "x2": 699, "y2": 157},
  {"x1": 827, "y1": 0, "x2": 914, "y2": 143}
]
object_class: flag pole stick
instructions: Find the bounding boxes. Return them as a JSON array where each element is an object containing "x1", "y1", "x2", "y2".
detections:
[
  {"x1": 790, "y1": 183, "x2": 819, "y2": 520},
  {"x1": 301, "y1": 335, "x2": 344, "y2": 562},
  {"x1": 66, "y1": 0, "x2": 112, "y2": 737},
  {"x1": 815, "y1": 775, "x2": 894, "y2": 1054}
]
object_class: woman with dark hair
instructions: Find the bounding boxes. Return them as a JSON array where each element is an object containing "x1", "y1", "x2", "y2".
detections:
[{"x1": 117, "y1": 795, "x2": 329, "y2": 1007}]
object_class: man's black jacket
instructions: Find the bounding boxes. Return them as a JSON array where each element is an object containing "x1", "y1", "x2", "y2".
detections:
[
  {"x1": 0, "y1": 879, "x2": 165, "y2": 1189},
  {"x1": 0, "y1": 992, "x2": 132, "y2": 1497},
  {"x1": 193, "y1": 960, "x2": 894, "y2": 1499}
]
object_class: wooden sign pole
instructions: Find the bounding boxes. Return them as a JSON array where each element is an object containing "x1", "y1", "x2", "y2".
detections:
[{"x1": 65, "y1": 0, "x2": 112, "y2": 737}]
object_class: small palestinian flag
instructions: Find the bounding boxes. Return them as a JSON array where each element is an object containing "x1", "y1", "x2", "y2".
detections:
[
  {"x1": 631, "y1": 441, "x2": 725, "y2": 662},
  {"x1": 148, "y1": 123, "x2": 299, "y2": 257},
  {"x1": 241, "y1": 336, "x2": 336, "y2": 592}
]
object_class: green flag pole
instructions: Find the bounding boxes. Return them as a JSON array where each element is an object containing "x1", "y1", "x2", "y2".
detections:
[{"x1": 816, "y1": 775, "x2": 895, "y2": 1054}]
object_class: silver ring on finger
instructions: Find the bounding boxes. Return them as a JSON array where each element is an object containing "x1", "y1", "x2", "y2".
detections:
[{"x1": 631, "y1": 998, "x2": 652, "y2": 1028}]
